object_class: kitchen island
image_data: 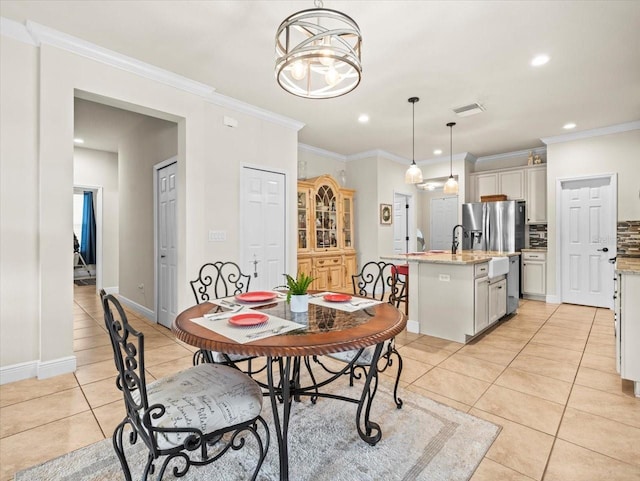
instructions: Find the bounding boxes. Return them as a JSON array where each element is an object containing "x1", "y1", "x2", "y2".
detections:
[
  {"x1": 614, "y1": 257, "x2": 640, "y2": 397},
  {"x1": 382, "y1": 251, "x2": 521, "y2": 343}
]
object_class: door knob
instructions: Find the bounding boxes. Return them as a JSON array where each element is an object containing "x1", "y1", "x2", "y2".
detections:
[{"x1": 597, "y1": 247, "x2": 609, "y2": 252}]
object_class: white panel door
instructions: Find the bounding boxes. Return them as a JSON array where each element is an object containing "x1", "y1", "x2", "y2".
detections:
[
  {"x1": 157, "y1": 162, "x2": 177, "y2": 328},
  {"x1": 561, "y1": 176, "x2": 615, "y2": 308},
  {"x1": 393, "y1": 193, "x2": 408, "y2": 254},
  {"x1": 430, "y1": 196, "x2": 458, "y2": 250},
  {"x1": 241, "y1": 167, "x2": 286, "y2": 291}
]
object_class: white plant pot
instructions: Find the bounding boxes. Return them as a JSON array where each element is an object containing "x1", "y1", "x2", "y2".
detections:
[{"x1": 290, "y1": 294, "x2": 309, "y2": 313}]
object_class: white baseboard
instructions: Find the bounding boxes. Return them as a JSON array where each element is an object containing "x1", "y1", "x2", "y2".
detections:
[
  {"x1": 0, "y1": 360, "x2": 38, "y2": 385},
  {"x1": 117, "y1": 295, "x2": 156, "y2": 322},
  {"x1": 546, "y1": 295, "x2": 561, "y2": 304},
  {"x1": 0, "y1": 355, "x2": 77, "y2": 385},
  {"x1": 103, "y1": 286, "x2": 119, "y2": 295},
  {"x1": 407, "y1": 319, "x2": 420, "y2": 334},
  {"x1": 38, "y1": 356, "x2": 76, "y2": 380}
]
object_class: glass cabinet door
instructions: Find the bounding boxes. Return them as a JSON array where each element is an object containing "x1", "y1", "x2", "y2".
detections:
[
  {"x1": 315, "y1": 184, "x2": 338, "y2": 250},
  {"x1": 297, "y1": 189, "x2": 310, "y2": 251},
  {"x1": 343, "y1": 195, "x2": 353, "y2": 249}
]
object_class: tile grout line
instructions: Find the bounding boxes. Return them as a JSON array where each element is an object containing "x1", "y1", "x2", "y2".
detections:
[{"x1": 538, "y1": 308, "x2": 599, "y2": 481}]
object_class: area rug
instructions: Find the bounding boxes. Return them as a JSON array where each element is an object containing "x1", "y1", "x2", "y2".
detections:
[
  {"x1": 15, "y1": 384, "x2": 499, "y2": 481},
  {"x1": 74, "y1": 278, "x2": 96, "y2": 286}
]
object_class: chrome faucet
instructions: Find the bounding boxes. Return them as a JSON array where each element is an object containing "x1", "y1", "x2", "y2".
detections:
[{"x1": 451, "y1": 224, "x2": 467, "y2": 254}]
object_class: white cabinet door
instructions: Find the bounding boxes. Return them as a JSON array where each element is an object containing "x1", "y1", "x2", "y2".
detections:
[
  {"x1": 526, "y1": 167, "x2": 547, "y2": 223},
  {"x1": 523, "y1": 261, "x2": 546, "y2": 296},
  {"x1": 474, "y1": 276, "x2": 489, "y2": 333},
  {"x1": 620, "y1": 273, "x2": 640, "y2": 387},
  {"x1": 475, "y1": 173, "x2": 499, "y2": 201},
  {"x1": 499, "y1": 170, "x2": 525, "y2": 200},
  {"x1": 489, "y1": 278, "x2": 507, "y2": 323}
]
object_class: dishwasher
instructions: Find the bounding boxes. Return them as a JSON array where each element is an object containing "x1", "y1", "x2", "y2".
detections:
[{"x1": 506, "y1": 255, "x2": 520, "y2": 315}]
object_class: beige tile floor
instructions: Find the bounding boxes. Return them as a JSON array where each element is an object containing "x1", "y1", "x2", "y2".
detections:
[{"x1": 1, "y1": 285, "x2": 640, "y2": 480}]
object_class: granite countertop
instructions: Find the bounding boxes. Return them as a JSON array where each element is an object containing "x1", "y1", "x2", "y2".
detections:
[
  {"x1": 521, "y1": 248, "x2": 547, "y2": 252},
  {"x1": 381, "y1": 250, "x2": 520, "y2": 265},
  {"x1": 616, "y1": 257, "x2": 640, "y2": 275}
]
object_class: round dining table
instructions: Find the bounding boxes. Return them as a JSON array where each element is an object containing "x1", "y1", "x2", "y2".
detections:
[{"x1": 172, "y1": 293, "x2": 406, "y2": 481}]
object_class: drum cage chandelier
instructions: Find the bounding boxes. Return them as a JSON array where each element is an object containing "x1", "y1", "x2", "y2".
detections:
[{"x1": 275, "y1": 1, "x2": 362, "y2": 99}]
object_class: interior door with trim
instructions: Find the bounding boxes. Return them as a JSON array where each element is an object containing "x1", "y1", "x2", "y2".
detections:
[
  {"x1": 560, "y1": 176, "x2": 615, "y2": 308},
  {"x1": 241, "y1": 167, "x2": 286, "y2": 291},
  {"x1": 157, "y1": 162, "x2": 177, "y2": 328}
]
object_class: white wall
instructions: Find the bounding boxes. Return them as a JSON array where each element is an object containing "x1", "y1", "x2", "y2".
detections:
[
  {"x1": 546, "y1": 128, "x2": 640, "y2": 298},
  {"x1": 0, "y1": 30, "x2": 300, "y2": 378},
  {"x1": 376, "y1": 156, "x2": 418, "y2": 258},
  {"x1": 298, "y1": 147, "x2": 347, "y2": 184},
  {"x1": 0, "y1": 36, "x2": 39, "y2": 369},
  {"x1": 73, "y1": 147, "x2": 119, "y2": 290},
  {"x1": 119, "y1": 117, "x2": 177, "y2": 309}
]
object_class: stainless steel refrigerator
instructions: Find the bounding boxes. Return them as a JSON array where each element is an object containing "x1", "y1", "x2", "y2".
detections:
[{"x1": 462, "y1": 200, "x2": 526, "y2": 252}]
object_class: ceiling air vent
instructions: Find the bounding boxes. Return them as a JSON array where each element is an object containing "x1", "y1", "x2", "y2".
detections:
[{"x1": 453, "y1": 103, "x2": 485, "y2": 117}]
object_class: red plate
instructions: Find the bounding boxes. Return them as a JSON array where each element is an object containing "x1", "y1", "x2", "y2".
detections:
[
  {"x1": 235, "y1": 291, "x2": 278, "y2": 303},
  {"x1": 324, "y1": 293, "x2": 352, "y2": 302},
  {"x1": 228, "y1": 313, "x2": 269, "y2": 327}
]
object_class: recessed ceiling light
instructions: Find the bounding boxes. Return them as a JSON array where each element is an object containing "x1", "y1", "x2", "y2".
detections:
[
  {"x1": 531, "y1": 54, "x2": 550, "y2": 67},
  {"x1": 358, "y1": 114, "x2": 369, "y2": 123},
  {"x1": 433, "y1": 149, "x2": 442, "y2": 155},
  {"x1": 74, "y1": 138, "x2": 84, "y2": 144},
  {"x1": 563, "y1": 122, "x2": 576, "y2": 129}
]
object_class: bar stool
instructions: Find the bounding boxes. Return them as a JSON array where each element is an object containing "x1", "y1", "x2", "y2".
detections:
[{"x1": 391, "y1": 264, "x2": 409, "y2": 316}]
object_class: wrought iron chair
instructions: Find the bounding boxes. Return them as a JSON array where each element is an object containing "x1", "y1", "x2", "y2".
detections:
[
  {"x1": 101, "y1": 292, "x2": 269, "y2": 481},
  {"x1": 189, "y1": 261, "x2": 259, "y2": 371},
  {"x1": 391, "y1": 264, "x2": 409, "y2": 316},
  {"x1": 321, "y1": 261, "x2": 404, "y2": 408}
]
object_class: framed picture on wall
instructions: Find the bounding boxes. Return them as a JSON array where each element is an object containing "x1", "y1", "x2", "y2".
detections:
[{"x1": 380, "y1": 204, "x2": 392, "y2": 225}]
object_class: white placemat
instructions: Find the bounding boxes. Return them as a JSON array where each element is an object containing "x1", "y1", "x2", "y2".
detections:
[
  {"x1": 190, "y1": 310, "x2": 304, "y2": 344},
  {"x1": 214, "y1": 291, "x2": 287, "y2": 309},
  {"x1": 309, "y1": 292, "x2": 384, "y2": 312}
]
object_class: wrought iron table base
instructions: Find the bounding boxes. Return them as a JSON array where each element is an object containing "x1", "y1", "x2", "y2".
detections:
[{"x1": 265, "y1": 342, "x2": 385, "y2": 481}]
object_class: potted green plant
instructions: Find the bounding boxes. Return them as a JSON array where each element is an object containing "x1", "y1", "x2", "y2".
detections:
[{"x1": 284, "y1": 272, "x2": 315, "y2": 312}]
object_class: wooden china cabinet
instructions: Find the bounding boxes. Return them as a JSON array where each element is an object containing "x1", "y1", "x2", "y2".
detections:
[{"x1": 297, "y1": 175, "x2": 356, "y2": 291}]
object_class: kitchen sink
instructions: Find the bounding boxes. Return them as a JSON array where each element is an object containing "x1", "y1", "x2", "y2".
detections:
[{"x1": 488, "y1": 257, "x2": 509, "y2": 279}]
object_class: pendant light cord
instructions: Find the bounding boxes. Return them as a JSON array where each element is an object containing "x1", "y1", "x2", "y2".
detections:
[
  {"x1": 408, "y1": 97, "x2": 419, "y2": 166},
  {"x1": 447, "y1": 121, "x2": 456, "y2": 176},
  {"x1": 412, "y1": 102, "x2": 415, "y2": 164}
]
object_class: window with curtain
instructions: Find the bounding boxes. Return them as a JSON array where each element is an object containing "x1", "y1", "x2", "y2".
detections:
[{"x1": 73, "y1": 190, "x2": 96, "y2": 264}]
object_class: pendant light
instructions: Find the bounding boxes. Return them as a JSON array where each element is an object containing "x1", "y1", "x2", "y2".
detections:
[
  {"x1": 275, "y1": 0, "x2": 362, "y2": 99},
  {"x1": 405, "y1": 97, "x2": 423, "y2": 184},
  {"x1": 443, "y1": 122, "x2": 459, "y2": 194}
]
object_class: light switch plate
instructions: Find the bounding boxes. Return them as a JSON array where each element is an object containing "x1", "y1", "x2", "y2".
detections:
[{"x1": 208, "y1": 230, "x2": 227, "y2": 242}]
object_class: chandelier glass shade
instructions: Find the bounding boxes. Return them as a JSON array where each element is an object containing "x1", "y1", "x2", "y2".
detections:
[
  {"x1": 275, "y1": 4, "x2": 362, "y2": 99},
  {"x1": 405, "y1": 97, "x2": 423, "y2": 184},
  {"x1": 443, "y1": 121, "x2": 459, "y2": 194}
]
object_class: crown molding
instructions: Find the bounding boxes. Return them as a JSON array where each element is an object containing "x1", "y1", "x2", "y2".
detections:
[
  {"x1": 417, "y1": 152, "x2": 474, "y2": 166},
  {"x1": 475, "y1": 146, "x2": 546, "y2": 163},
  {"x1": 0, "y1": 17, "x2": 36, "y2": 45},
  {"x1": 347, "y1": 149, "x2": 409, "y2": 164},
  {"x1": 1, "y1": 17, "x2": 303, "y2": 131},
  {"x1": 209, "y1": 92, "x2": 304, "y2": 132},
  {"x1": 298, "y1": 143, "x2": 347, "y2": 161},
  {"x1": 541, "y1": 120, "x2": 640, "y2": 145},
  {"x1": 25, "y1": 20, "x2": 216, "y2": 98}
]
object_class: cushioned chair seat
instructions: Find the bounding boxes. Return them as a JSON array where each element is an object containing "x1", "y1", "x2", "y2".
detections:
[
  {"x1": 209, "y1": 352, "x2": 251, "y2": 363},
  {"x1": 135, "y1": 363, "x2": 263, "y2": 450},
  {"x1": 328, "y1": 340, "x2": 392, "y2": 366}
]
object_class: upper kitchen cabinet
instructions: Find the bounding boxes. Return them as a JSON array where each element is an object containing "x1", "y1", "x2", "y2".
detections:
[
  {"x1": 526, "y1": 166, "x2": 547, "y2": 223},
  {"x1": 297, "y1": 175, "x2": 357, "y2": 290},
  {"x1": 469, "y1": 165, "x2": 547, "y2": 224}
]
